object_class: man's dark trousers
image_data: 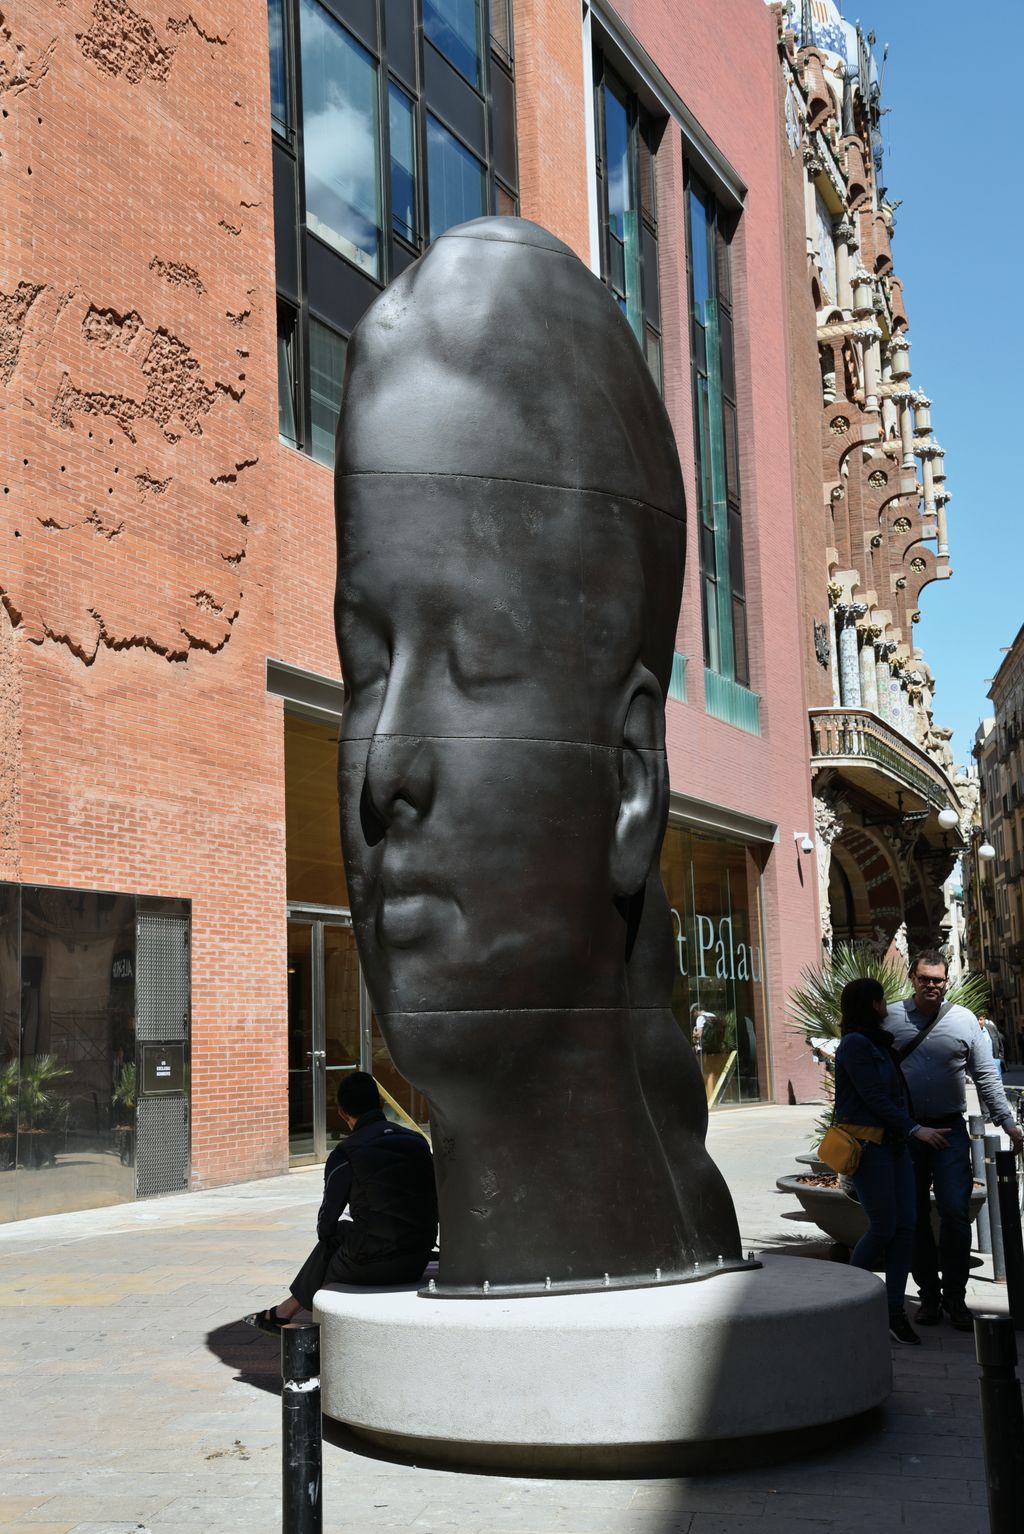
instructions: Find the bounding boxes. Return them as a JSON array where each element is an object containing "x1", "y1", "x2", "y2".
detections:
[
  {"x1": 291, "y1": 1231, "x2": 432, "y2": 1311},
  {"x1": 909, "y1": 1115, "x2": 973, "y2": 1305}
]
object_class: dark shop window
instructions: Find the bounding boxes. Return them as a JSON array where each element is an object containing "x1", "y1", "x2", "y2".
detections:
[
  {"x1": 593, "y1": 50, "x2": 663, "y2": 390},
  {"x1": 268, "y1": 0, "x2": 518, "y2": 468},
  {"x1": 685, "y1": 169, "x2": 749, "y2": 687}
]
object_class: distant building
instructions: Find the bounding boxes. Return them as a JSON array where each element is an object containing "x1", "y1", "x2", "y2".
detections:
[
  {"x1": 773, "y1": 0, "x2": 965, "y2": 960},
  {"x1": 971, "y1": 633, "x2": 1024, "y2": 1056}
]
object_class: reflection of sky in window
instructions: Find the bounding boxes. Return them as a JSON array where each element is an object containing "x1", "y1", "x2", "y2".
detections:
[
  {"x1": 424, "y1": 0, "x2": 481, "y2": 88},
  {"x1": 300, "y1": 0, "x2": 381, "y2": 278},
  {"x1": 268, "y1": 0, "x2": 288, "y2": 128},
  {"x1": 603, "y1": 84, "x2": 630, "y2": 239},
  {"x1": 309, "y1": 319, "x2": 347, "y2": 468},
  {"x1": 389, "y1": 84, "x2": 417, "y2": 241},
  {"x1": 688, "y1": 189, "x2": 711, "y2": 313},
  {"x1": 426, "y1": 115, "x2": 484, "y2": 242}
]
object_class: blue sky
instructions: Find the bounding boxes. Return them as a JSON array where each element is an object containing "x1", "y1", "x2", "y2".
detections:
[{"x1": 858, "y1": 1, "x2": 1024, "y2": 764}]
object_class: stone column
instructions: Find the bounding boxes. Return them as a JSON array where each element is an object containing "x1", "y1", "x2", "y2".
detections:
[
  {"x1": 813, "y1": 789, "x2": 850, "y2": 957},
  {"x1": 858, "y1": 621, "x2": 879, "y2": 712},
  {"x1": 857, "y1": 323, "x2": 881, "y2": 414},
  {"x1": 803, "y1": 147, "x2": 822, "y2": 262},
  {"x1": 898, "y1": 395, "x2": 915, "y2": 470},
  {"x1": 887, "y1": 657, "x2": 907, "y2": 734},
  {"x1": 876, "y1": 641, "x2": 896, "y2": 724},
  {"x1": 829, "y1": 610, "x2": 842, "y2": 705},
  {"x1": 920, "y1": 445, "x2": 936, "y2": 518},
  {"x1": 835, "y1": 218, "x2": 856, "y2": 310},
  {"x1": 935, "y1": 492, "x2": 950, "y2": 558},
  {"x1": 837, "y1": 603, "x2": 867, "y2": 707}
]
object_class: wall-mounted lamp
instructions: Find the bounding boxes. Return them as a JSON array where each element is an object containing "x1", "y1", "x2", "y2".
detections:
[
  {"x1": 794, "y1": 832, "x2": 815, "y2": 854},
  {"x1": 937, "y1": 808, "x2": 960, "y2": 831},
  {"x1": 978, "y1": 842, "x2": 996, "y2": 861}
]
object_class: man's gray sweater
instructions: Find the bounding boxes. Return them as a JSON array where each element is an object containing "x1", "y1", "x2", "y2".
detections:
[{"x1": 884, "y1": 999, "x2": 1015, "y2": 1131}]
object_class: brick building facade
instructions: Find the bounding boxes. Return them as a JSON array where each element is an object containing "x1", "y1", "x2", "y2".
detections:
[{"x1": 4, "y1": 0, "x2": 956, "y2": 1223}]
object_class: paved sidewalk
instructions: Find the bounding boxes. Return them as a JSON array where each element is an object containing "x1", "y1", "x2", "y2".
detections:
[{"x1": 0, "y1": 1104, "x2": 1014, "y2": 1534}]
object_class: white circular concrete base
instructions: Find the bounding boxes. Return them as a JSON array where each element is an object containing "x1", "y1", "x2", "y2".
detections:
[{"x1": 314, "y1": 1255, "x2": 891, "y2": 1472}]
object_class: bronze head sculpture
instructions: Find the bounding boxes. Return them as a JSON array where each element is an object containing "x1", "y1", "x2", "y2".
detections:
[{"x1": 335, "y1": 217, "x2": 744, "y2": 1295}]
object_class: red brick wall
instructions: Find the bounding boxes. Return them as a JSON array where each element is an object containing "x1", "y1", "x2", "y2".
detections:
[
  {"x1": 608, "y1": 0, "x2": 823, "y2": 1101},
  {"x1": 511, "y1": 0, "x2": 591, "y2": 259},
  {"x1": 0, "y1": 0, "x2": 327, "y2": 1186}
]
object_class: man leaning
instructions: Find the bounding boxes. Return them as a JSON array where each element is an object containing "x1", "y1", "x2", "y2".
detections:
[{"x1": 885, "y1": 949, "x2": 1024, "y2": 1331}]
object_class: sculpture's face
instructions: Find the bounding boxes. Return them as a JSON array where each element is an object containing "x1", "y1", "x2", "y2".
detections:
[{"x1": 336, "y1": 474, "x2": 638, "y2": 1017}]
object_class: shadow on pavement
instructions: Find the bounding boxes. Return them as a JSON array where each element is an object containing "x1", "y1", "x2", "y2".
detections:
[{"x1": 206, "y1": 1318, "x2": 281, "y2": 1395}]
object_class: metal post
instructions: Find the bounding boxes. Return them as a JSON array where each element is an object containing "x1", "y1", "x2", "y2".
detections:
[
  {"x1": 971, "y1": 1115, "x2": 991, "y2": 1254},
  {"x1": 995, "y1": 1151, "x2": 1024, "y2": 1329},
  {"x1": 984, "y1": 1135, "x2": 1006, "y2": 1282},
  {"x1": 282, "y1": 1323, "x2": 322, "y2": 1534},
  {"x1": 974, "y1": 1314, "x2": 1024, "y2": 1534}
]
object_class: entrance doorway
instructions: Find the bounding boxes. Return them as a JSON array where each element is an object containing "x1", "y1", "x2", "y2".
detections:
[{"x1": 287, "y1": 911, "x2": 367, "y2": 1162}]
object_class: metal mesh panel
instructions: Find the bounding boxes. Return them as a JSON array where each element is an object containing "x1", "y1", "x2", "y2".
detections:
[
  {"x1": 136, "y1": 914, "x2": 189, "y2": 1041},
  {"x1": 136, "y1": 1097, "x2": 190, "y2": 1197}
]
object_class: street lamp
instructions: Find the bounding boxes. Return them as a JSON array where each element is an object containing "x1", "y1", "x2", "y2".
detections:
[
  {"x1": 978, "y1": 842, "x2": 996, "y2": 861},
  {"x1": 937, "y1": 808, "x2": 960, "y2": 831}
]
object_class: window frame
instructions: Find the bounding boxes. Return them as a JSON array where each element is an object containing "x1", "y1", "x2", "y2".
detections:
[
  {"x1": 592, "y1": 47, "x2": 663, "y2": 388},
  {"x1": 684, "y1": 165, "x2": 749, "y2": 688},
  {"x1": 268, "y1": 0, "x2": 519, "y2": 465}
]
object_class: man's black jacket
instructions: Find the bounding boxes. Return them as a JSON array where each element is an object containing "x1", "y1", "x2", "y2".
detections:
[{"x1": 317, "y1": 1108, "x2": 437, "y2": 1267}]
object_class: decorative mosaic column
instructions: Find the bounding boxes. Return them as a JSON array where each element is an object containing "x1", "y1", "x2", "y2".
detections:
[
  {"x1": 834, "y1": 219, "x2": 856, "y2": 310},
  {"x1": 874, "y1": 644, "x2": 892, "y2": 722},
  {"x1": 858, "y1": 622, "x2": 880, "y2": 713},
  {"x1": 837, "y1": 603, "x2": 866, "y2": 708}
]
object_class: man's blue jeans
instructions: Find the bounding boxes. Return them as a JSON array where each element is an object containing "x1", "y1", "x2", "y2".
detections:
[
  {"x1": 909, "y1": 1115, "x2": 973, "y2": 1305},
  {"x1": 849, "y1": 1139, "x2": 916, "y2": 1315}
]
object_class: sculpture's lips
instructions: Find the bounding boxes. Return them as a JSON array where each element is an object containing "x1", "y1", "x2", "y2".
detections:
[{"x1": 375, "y1": 891, "x2": 451, "y2": 948}]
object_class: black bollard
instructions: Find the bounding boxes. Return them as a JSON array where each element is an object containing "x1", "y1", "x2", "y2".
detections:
[
  {"x1": 974, "y1": 1315, "x2": 1024, "y2": 1534},
  {"x1": 995, "y1": 1151, "x2": 1024, "y2": 1330},
  {"x1": 282, "y1": 1322, "x2": 322, "y2": 1534},
  {"x1": 984, "y1": 1135, "x2": 1006, "y2": 1282},
  {"x1": 971, "y1": 1115, "x2": 992, "y2": 1254}
]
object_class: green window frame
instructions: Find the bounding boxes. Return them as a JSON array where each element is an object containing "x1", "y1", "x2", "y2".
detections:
[
  {"x1": 685, "y1": 169, "x2": 749, "y2": 690},
  {"x1": 593, "y1": 51, "x2": 663, "y2": 389}
]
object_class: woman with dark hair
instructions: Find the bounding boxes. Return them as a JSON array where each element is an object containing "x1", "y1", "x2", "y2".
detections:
[{"x1": 833, "y1": 976, "x2": 950, "y2": 1344}]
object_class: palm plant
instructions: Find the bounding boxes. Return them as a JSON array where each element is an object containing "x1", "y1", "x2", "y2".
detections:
[
  {"x1": 0, "y1": 1060, "x2": 17, "y2": 1136},
  {"x1": 17, "y1": 1054, "x2": 71, "y2": 1132},
  {"x1": 112, "y1": 1062, "x2": 136, "y2": 1119}
]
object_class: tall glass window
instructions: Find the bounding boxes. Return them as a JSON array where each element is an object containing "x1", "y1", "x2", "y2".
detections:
[
  {"x1": 309, "y1": 319, "x2": 347, "y2": 467},
  {"x1": 269, "y1": 0, "x2": 517, "y2": 466},
  {"x1": 427, "y1": 115, "x2": 485, "y2": 241},
  {"x1": 268, "y1": 0, "x2": 290, "y2": 133},
  {"x1": 300, "y1": 0, "x2": 382, "y2": 278},
  {"x1": 593, "y1": 53, "x2": 662, "y2": 388},
  {"x1": 686, "y1": 171, "x2": 749, "y2": 688},
  {"x1": 424, "y1": 0, "x2": 482, "y2": 89},
  {"x1": 389, "y1": 83, "x2": 418, "y2": 243}
]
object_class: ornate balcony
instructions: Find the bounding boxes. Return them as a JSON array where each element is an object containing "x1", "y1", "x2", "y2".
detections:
[{"x1": 809, "y1": 707, "x2": 962, "y2": 829}]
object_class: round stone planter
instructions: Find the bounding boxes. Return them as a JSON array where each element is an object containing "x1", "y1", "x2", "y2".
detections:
[{"x1": 777, "y1": 1173, "x2": 987, "y2": 1255}]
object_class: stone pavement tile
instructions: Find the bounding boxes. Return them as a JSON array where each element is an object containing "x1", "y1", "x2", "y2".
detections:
[
  {"x1": 149, "y1": 1497, "x2": 279, "y2": 1526},
  {"x1": 15, "y1": 1499, "x2": 169, "y2": 1525},
  {"x1": 899, "y1": 1505, "x2": 989, "y2": 1534},
  {"x1": 898, "y1": 1451, "x2": 985, "y2": 1479},
  {"x1": 0, "y1": 1498, "x2": 50, "y2": 1521},
  {"x1": 761, "y1": 1491, "x2": 893, "y2": 1523},
  {"x1": 496, "y1": 1482, "x2": 638, "y2": 1512},
  {"x1": 6, "y1": 1525, "x2": 76, "y2": 1534},
  {"x1": 687, "y1": 1515, "x2": 831, "y2": 1533},
  {"x1": 629, "y1": 1483, "x2": 767, "y2": 1515}
]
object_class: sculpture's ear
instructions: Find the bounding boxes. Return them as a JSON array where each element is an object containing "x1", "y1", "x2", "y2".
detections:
[{"x1": 610, "y1": 670, "x2": 667, "y2": 899}]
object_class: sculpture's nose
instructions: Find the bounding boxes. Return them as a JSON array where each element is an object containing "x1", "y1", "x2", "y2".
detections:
[{"x1": 362, "y1": 730, "x2": 434, "y2": 831}]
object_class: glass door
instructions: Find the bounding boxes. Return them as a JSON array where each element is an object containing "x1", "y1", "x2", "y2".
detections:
[
  {"x1": 288, "y1": 913, "x2": 365, "y2": 1161},
  {"x1": 322, "y1": 923, "x2": 362, "y2": 1154}
]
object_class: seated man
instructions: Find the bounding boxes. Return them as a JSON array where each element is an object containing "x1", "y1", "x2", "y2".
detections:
[{"x1": 247, "y1": 1072, "x2": 437, "y2": 1331}]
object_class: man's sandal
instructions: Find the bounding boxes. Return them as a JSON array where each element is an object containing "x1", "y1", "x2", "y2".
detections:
[{"x1": 243, "y1": 1307, "x2": 286, "y2": 1334}]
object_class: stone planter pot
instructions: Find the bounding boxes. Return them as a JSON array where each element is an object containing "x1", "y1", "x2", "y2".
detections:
[{"x1": 777, "y1": 1173, "x2": 988, "y2": 1258}]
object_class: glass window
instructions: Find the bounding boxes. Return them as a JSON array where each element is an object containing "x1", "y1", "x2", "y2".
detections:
[
  {"x1": 424, "y1": 0, "x2": 482, "y2": 89},
  {"x1": 489, "y1": 0, "x2": 513, "y2": 67},
  {"x1": 277, "y1": 304, "x2": 299, "y2": 445},
  {"x1": 595, "y1": 56, "x2": 662, "y2": 380},
  {"x1": 285, "y1": 713, "x2": 348, "y2": 906},
  {"x1": 309, "y1": 319, "x2": 347, "y2": 468},
  {"x1": 300, "y1": 0, "x2": 382, "y2": 278},
  {"x1": 661, "y1": 825, "x2": 769, "y2": 1106},
  {"x1": 426, "y1": 114, "x2": 485, "y2": 241},
  {"x1": 388, "y1": 82, "x2": 418, "y2": 242},
  {"x1": 496, "y1": 181, "x2": 518, "y2": 217},
  {"x1": 268, "y1": 0, "x2": 290, "y2": 132}
]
